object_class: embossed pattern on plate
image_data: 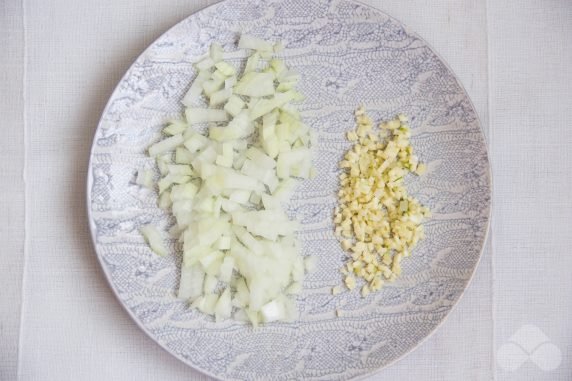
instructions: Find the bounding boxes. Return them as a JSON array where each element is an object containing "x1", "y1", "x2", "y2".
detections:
[{"x1": 87, "y1": 1, "x2": 491, "y2": 379}]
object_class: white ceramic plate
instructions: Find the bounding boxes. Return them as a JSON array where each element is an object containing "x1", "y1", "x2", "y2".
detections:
[{"x1": 87, "y1": 1, "x2": 491, "y2": 379}]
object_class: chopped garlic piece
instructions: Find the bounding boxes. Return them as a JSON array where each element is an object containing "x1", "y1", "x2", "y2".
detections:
[
  {"x1": 332, "y1": 285, "x2": 343, "y2": 295},
  {"x1": 334, "y1": 110, "x2": 429, "y2": 293},
  {"x1": 345, "y1": 275, "x2": 356, "y2": 290}
]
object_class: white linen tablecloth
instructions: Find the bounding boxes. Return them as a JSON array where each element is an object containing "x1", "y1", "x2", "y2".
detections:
[{"x1": 0, "y1": 0, "x2": 570, "y2": 380}]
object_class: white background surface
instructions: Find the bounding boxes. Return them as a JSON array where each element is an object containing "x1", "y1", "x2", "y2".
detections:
[{"x1": 1, "y1": 0, "x2": 570, "y2": 380}]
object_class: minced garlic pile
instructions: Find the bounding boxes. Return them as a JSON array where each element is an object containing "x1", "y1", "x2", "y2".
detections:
[{"x1": 333, "y1": 107, "x2": 430, "y2": 297}]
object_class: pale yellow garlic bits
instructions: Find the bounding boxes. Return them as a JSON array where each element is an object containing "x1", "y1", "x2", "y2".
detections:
[{"x1": 334, "y1": 107, "x2": 430, "y2": 295}]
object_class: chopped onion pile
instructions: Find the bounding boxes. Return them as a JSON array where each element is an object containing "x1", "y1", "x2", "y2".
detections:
[
  {"x1": 140, "y1": 35, "x2": 315, "y2": 326},
  {"x1": 334, "y1": 108, "x2": 430, "y2": 297}
]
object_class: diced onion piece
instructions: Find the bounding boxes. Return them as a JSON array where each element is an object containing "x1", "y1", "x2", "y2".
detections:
[
  {"x1": 158, "y1": 174, "x2": 190, "y2": 194},
  {"x1": 224, "y1": 95, "x2": 245, "y2": 117},
  {"x1": 175, "y1": 147, "x2": 194, "y2": 164},
  {"x1": 170, "y1": 183, "x2": 198, "y2": 201},
  {"x1": 140, "y1": 225, "x2": 167, "y2": 257},
  {"x1": 221, "y1": 199, "x2": 240, "y2": 213},
  {"x1": 232, "y1": 225, "x2": 263, "y2": 255},
  {"x1": 285, "y1": 282, "x2": 302, "y2": 295},
  {"x1": 195, "y1": 293, "x2": 218, "y2": 314},
  {"x1": 167, "y1": 164, "x2": 193, "y2": 176},
  {"x1": 178, "y1": 264, "x2": 204, "y2": 300},
  {"x1": 196, "y1": 57, "x2": 215, "y2": 71},
  {"x1": 261, "y1": 193, "x2": 281, "y2": 210},
  {"x1": 185, "y1": 108, "x2": 228, "y2": 125},
  {"x1": 240, "y1": 159, "x2": 272, "y2": 182},
  {"x1": 273, "y1": 41, "x2": 284, "y2": 52},
  {"x1": 238, "y1": 34, "x2": 274, "y2": 52},
  {"x1": 234, "y1": 72, "x2": 275, "y2": 97},
  {"x1": 216, "y1": 235, "x2": 231, "y2": 251},
  {"x1": 198, "y1": 221, "x2": 229, "y2": 247},
  {"x1": 235, "y1": 278, "x2": 250, "y2": 305},
  {"x1": 219, "y1": 256, "x2": 235, "y2": 283},
  {"x1": 156, "y1": 154, "x2": 170, "y2": 175},
  {"x1": 163, "y1": 120, "x2": 187, "y2": 136},
  {"x1": 203, "y1": 274, "x2": 218, "y2": 294},
  {"x1": 220, "y1": 141, "x2": 232, "y2": 156},
  {"x1": 262, "y1": 135, "x2": 279, "y2": 159},
  {"x1": 215, "y1": 154, "x2": 233, "y2": 168},
  {"x1": 276, "y1": 148, "x2": 311, "y2": 179},
  {"x1": 172, "y1": 199, "x2": 193, "y2": 217},
  {"x1": 245, "y1": 308, "x2": 259, "y2": 328},
  {"x1": 168, "y1": 224, "x2": 182, "y2": 239},
  {"x1": 260, "y1": 299, "x2": 285, "y2": 323},
  {"x1": 247, "y1": 277, "x2": 266, "y2": 311},
  {"x1": 265, "y1": 175, "x2": 279, "y2": 193},
  {"x1": 249, "y1": 192, "x2": 261, "y2": 205},
  {"x1": 263, "y1": 110, "x2": 278, "y2": 130},
  {"x1": 232, "y1": 210, "x2": 295, "y2": 240},
  {"x1": 158, "y1": 190, "x2": 172, "y2": 210},
  {"x1": 210, "y1": 88, "x2": 233, "y2": 107},
  {"x1": 210, "y1": 43, "x2": 223, "y2": 63},
  {"x1": 272, "y1": 178, "x2": 297, "y2": 200},
  {"x1": 215, "y1": 61, "x2": 236, "y2": 76},
  {"x1": 214, "y1": 288, "x2": 232, "y2": 321},
  {"x1": 183, "y1": 132, "x2": 210, "y2": 153},
  {"x1": 182, "y1": 70, "x2": 211, "y2": 107},
  {"x1": 136, "y1": 169, "x2": 154, "y2": 189},
  {"x1": 249, "y1": 91, "x2": 297, "y2": 120},
  {"x1": 276, "y1": 81, "x2": 296, "y2": 92},
  {"x1": 209, "y1": 111, "x2": 253, "y2": 141},
  {"x1": 225, "y1": 76, "x2": 237, "y2": 89},
  {"x1": 193, "y1": 145, "x2": 217, "y2": 167},
  {"x1": 270, "y1": 59, "x2": 286, "y2": 77},
  {"x1": 228, "y1": 189, "x2": 251, "y2": 204},
  {"x1": 148, "y1": 134, "x2": 184, "y2": 157},
  {"x1": 204, "y1": 255, "x2": 223, "y2": 276},
  {"x1": 216, "y1": 167, "x2": 262, "y2": 191},
  {"x1": 233, "y1": 308, "x2": 249, "y2": 321},
  {"x1": 216, "y1": 147, "x2": 234, "y2": 168},
  {"x1": 212, "y1": 69, "x2": 226, "y2": 82},
  {"x1": 243, "y1": 52, "x2": 260, "y2": 73},
  {"x1": 246, "y1": 147, "x2": 276, "y2": 169},
  {"x1": 202, "y1": 78, "x2": 224, "y2": 97}
]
